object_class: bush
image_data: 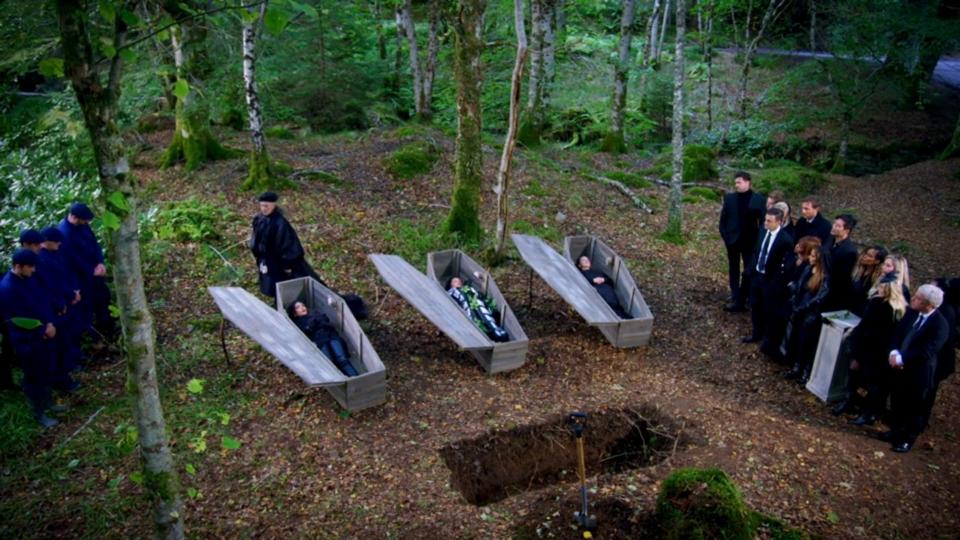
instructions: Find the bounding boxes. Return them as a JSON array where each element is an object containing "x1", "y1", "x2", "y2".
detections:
[
  {"x1": 648, "y1": 144, "x2": 719, "y2": 182},
  {"x1": 605, "y1": 171, "x2": 653, "y2": 189},
  {"x1": 753, "y1": 161, "x2": 826, "y2": 197},
  {"x1": 144, "y1": 197, "x2": 238, "y2": 243},
  {"x1": 547, "y1": 107, "x2": 604, "y2": 146},
  {"x1": 656, "y1": 468, "x2": 752, "y2": 540},
  {"x1": 684, "y1": 186, "x2": 722, "y2": 203},
  {"x1": 382, "y1": 141, "x2": 440, "y2": 179}
]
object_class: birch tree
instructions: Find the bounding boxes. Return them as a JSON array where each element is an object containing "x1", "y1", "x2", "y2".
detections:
[
  {"x1": 695, "y1": 1, "x2": 716, "y2": 131},
  {"x1": 518, "y1": 0, "x2": 556, "y2": 146},
  {"x1": 654, "y1": 0, "x2": 670, "y2": 65},
  {"x1": 55, "y1": 0, "x2": 183, "y2": 536},
  {"x1": 160, "y1": 0, "x2": 237, "y2": 171},
  {"x1": 399, "y1": 0, "x2": 442, "y2": 122},
  {"x1": 643, "y1": 0, "x2": 662, "y2": 67},
  {"x1": 444, "y1": 0, "x2": 486, "y2": 242},
  {"x1": 601, "y1": 0, "x2": 637, "y2": 154},
  {"x1": 494, "y1": 0, "x2": 528, "y2": 259},
  {"x1": 240, "y1": 0, "x2": 274, "y2": 191},
  {"x1": 665, "y1": 0, "x2": 685, "y2": 241}
]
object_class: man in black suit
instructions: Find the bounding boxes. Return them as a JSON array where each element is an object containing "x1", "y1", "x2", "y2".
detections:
[
  {"x1": 719, "y1": 171, "x2": 766, "y2": 312},
  {"x1": 823, "y1": 214, "x2": 859, "y2": 311},
  {"x1": 794, "y1": 197, "x2": 832, "y2": 243},
  {"x1": 743, "y1": 208, "x2": 795, "y2": 355},
  {"x1": 881, "y1": 284, "x2": 950, "y2": 453}
]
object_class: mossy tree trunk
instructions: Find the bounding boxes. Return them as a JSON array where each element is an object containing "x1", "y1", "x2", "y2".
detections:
[
  {"x1": 602, "y1": 0, "x2": 636, "y2": 154},
  {"x1": 160, "y1": 0, "x2": 234, "y2": 171},
  {"x1": 56, "y1": 1, "x2": 184, "y2": 537},
  {"x1": 665, "y1": 0, "x2": 685, "y2": 242},
  {"x1": 644, "y1": 0, "x2": 662, "y2": 66},
  {"x1": 400, "y1": 0, "x2": 442, "y2": 122},
  {"x1": 444, "y1": 0, "x2": 486, "y2": 243},
  {"x1": 696, "y1": 4, "x2": 715, "y2": 131},
  {"x1": 520, "y1": 0, "x2": 555, "y2": 147},
  {"x1": 494, "y1": 0, "x2": 528, "y2": 259},
  {"x1": 654, "y1": 0, "x2": 670, "y2": 65}
]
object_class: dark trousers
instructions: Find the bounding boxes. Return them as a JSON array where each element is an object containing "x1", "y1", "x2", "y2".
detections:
[
  {"x1": 0, "y1": 330, "x2": 15, "y2": 390},
  {"x1": 18, "y1": 339, "x2": 57, "y2": 416},
  {"x1": 749, "y1": 275, "x2": 787, "y2": 351},
  {"x1": 725, "y1": 242, "x2": 753, "y2": 306},
  {"x1": 318, "y1": 337, "x2": 358, "y2": 377},
  {"x1": 890, "y1": 382, "x2": 928, "y2": 445}
]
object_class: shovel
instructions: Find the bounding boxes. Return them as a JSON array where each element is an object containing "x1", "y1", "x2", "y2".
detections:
[{"x1": 568, "y1": 411, "x2": 597, "y2": 532}]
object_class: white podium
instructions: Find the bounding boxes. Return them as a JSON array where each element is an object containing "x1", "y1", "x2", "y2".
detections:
[{"x1": 806, "y1": 310, "x2": 861, "y2": 402}]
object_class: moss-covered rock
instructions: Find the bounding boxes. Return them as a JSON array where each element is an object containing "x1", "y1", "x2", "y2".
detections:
[
  {"x1": 655, "y1": 467, "x2": 752, "y2": 540},
  {"x1": 382, "y1": 141, "x2": 440, "y2": 179},
  {"x1": 684, "y1": 186, "x2": 722, "y2": 203},
  {"x1": 752, "y1": 161, "x2": 826, "y2": 197}
]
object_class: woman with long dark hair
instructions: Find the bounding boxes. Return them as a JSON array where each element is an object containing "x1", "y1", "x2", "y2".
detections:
[
  {"x1": 850, "y1": 245, "x2": 888, "y2": 316},
  {"x1": 784, "y1": 242, "x2": 830, "y2": 383}
]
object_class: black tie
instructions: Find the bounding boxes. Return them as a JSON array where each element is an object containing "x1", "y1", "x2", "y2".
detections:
[
  {"x1": 902, "y1": 315, "x2": 924, "y2": 352},
  {"x1": 757, "y1": 231, "x2": 772, "y2": 273}
]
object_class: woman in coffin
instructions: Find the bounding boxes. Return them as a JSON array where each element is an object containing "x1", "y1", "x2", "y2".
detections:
[
  {"x1": 446, "y1": 276, "x2": 510, "y2": 342},
  {"x1": 289, "y1": 301, "x2": 358, "y2": 376}
]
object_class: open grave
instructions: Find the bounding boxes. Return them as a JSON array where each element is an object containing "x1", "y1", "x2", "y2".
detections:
[{"x1": 439, "y1": 405, "x2": 690, "y2": 506}]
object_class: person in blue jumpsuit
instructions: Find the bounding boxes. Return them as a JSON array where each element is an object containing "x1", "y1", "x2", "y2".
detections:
[
  {"x1": 0, "y1": 249, "x2": 60, "y2": 427},
  {"x1": 39, "y1": 226, "x2": 83, "y2": 389},
  {"x1": 57, "y1": 202, "x2": 115, "y2": 341}
]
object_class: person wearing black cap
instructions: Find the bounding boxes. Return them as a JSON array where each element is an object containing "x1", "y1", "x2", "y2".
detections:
[
  {"x1": 0, "y1": 249, "x2": 60, "y2": 427},
  {"x1": 249, "y1": 192, "x2": 320, "y2": 297},
  {"x1": 58, "y1": 202, "x2": 116, "y2": 341},
  {"x1": 39, "y1": 226, "x2": 83, "y2": 389}
]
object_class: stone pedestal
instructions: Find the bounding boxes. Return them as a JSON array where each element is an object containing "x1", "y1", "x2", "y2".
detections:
[{"x1": 806, "y1": 310, "x2": 861, "y2": 402}]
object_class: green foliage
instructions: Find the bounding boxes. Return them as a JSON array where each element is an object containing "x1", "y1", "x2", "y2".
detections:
[
  {"x1": 752, "y1": 161, "x2": 827, "y2": 198},
  {"x1": 605, "y1": 171, "x2": 653, "y2": 189},
  {"x1": 143, "y1": 197, "x2": 238, "y2": 243},
  {"x1": 521, "y1": 179, "x2": 549, "y2": 198},
  {"x1": 511, "y1": 219, "x2": 561, "y2": 244},
  {"x1": 379, "y1": 218, "x2": 452, "y2": 264},
  {"x1": 656, "y1": 467, "x2": 751, "y2": 540},
  {"x1": 382, "y1": 141, "x2": 440, "y2": 179},
  {"x1": 0, "y1": 390, "x2": 40, "y2": 460},
  {"x1": 0, "y1": 93, "x2": 100, "y2": 268},
  {"x1": 548, "y1": 107, "x2": 604, "y2": 146},
  {"x1": 685, "y1": 186, "x2": 722, "y2": 203},
  {"x1": 648, "y1": 144, "x2": 719, "y2": 182},
  {"x1": 265, "y1": 125, "x2": 297, "y2": 140}
]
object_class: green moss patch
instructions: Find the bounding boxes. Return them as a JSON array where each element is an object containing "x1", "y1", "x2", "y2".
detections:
[
  {"x1": 382, "y1": 141, "x2": 441, "y2": 179},
  {"x1": 648, "y1": 144, "x2": 719, "y2": 182},
  {"x1": 752, "y1": 161, "x2": 826, "y2": 197},
  {"x1": 606, "y1": 171, "x2": 653, "y2": 189},
  {"x1": 265, "y1": 126, "x2": 297, "y2": 140},
  {"x1": 656, "y1": 468, "x2": 752, "y2": 540}
]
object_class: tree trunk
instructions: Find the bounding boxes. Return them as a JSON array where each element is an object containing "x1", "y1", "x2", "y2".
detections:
[
  {"x1": 376, "y1": 0, "x2": 387, "y2": 60},
  {"x1": 494, "y1": 0, "x2": 528, "y2": 259},
  {"x1": 520, "y1": 0, "x2": 545, "y2": 146},
  {"x1": 554, "y1": 0, "x2": 566, "y2": 42},
  {"x1": 242, "y1": 1, "x2": 279, "y2": 192},
  {"x1": 698, "y1": 7, "x2": 714, "y2": 131},
  {"x1": 833, "y1": 112, "x2": 851, "y2": 173},
  {"x1": 393, "y1": 7, "x2": 404, "y2": 94},
  {"x1": 602, "y1": 0, "x2": 637, "y2": 154},
  {"x1": 541, "y1": 0, "x2": 557, "y2": 114},
  {"x1": 160, "y1": 0, "x2": 234, "y2": 171},
  {"x1": 655, "y1": 0, "x2": 671, "y2": 64},
  {"x1": 399, "y1": 0, "x2": 425, "y2": 119},
  {"x1": 444, "y1": 0, "x2": 486, "y2": 243},
  {"x1": 55, "y1": 1, "x2": 184, "y2": 537},
  {"x1": 665, "y1": 0, "x2": 685, "y2": 242},
  {"x1": 645, "y1": 0, "x2": 662, "y2": 67},
  {"x1": 808, "y1": 0, "x2": 816, "y2": 52},
  {"x1": 735, "y1": 0, "x2": 791, "y2": 119},
  {"x1": 422, "y1": 0, "x2": 442, "y2": 120}
]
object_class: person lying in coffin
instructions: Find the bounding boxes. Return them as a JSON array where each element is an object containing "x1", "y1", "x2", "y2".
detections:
[
  {"x1": 446, "y1": 276, "x2": 510, "y2": 342},
  {"x1": 289, "y1": 301, "x2": 358, "y2": 376},
  {"x1": 576, "y1": 256, "x2": 631, "y2": 319}
]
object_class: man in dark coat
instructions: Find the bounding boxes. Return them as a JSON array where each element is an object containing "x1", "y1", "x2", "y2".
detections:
[
  {"x1": 920, "y1": 278, "x2": 959, "y2": 429},
  {"x1": 794, "y1": 197, "x2": 832, "y2": 243},
  {"x1": 719, "y1": 171, "x2": 766, "y2": 312},
  {"x1": 744, "y1": 207, "x2": 796, "y2": 358},
  {"x1": 58, "y1": 202, "x2": 115, "y2": 340},
  {"x1": 823, "y1": 214, "x2": 859, "y2": 311},
  {"x1": 0, "y1": 250, "x2": 60, "y2": 427},
  {"x1": 39, "y1": 227, "x2": 83, "y2": 388},
  {"x1": 882, "y1": 284, "x2": 950, "y2": 453},
  {"x1": 250, "y1": 192, "x2": 320, "y2": 297}
]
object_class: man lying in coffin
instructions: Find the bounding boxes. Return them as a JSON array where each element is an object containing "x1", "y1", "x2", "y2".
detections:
[
  {"x1": 288, "y1": 301, "x2": 358, "y2": 377},
  {"x1": 446, "y1": 276, "x2": 510, "y2": 342},
  {"x1": 576, "y1": 256, "x2": 631, "y2": 319}
]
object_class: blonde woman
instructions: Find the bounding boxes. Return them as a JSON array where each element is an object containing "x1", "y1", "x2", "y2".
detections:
[
  {"x1": 880, "y1": 254, "x2": 911, "y2": 302},
  {"x1": 846, "y1": 272, "x2": 908, "y2": 425}
]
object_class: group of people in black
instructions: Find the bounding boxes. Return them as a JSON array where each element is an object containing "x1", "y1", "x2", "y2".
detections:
[
  {"x1": 1, "y1": 203, "x2": 116, "y2": 427},
  {"x1": 720, "y1": 171, "x2": 958, "y2": 453}
]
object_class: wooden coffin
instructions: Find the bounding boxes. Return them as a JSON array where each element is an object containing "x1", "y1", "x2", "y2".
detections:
[
  {"x1": 209, "y1": 279, "x2": 386, "y2": 412},
  {"x1": 511, "y1": 234, "x2": 653, "y2": 348},
  {"x1": 563, "y1": 235, "x2": 654, "y2": 347},
  {"x1": 426, "y1": 249, "x2": 529, "y2": 373},
  {"x1": 369, "y1": 253, "x2": 526, "y2": 374}
]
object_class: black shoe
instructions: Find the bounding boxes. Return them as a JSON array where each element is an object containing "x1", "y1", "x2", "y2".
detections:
[
  {"x1": 798, "y1": 369, "x2": 810, "y2": 385},
  {"x1": 741, "y1": 335, "x2": 762, "y2": 344},
  {"x1": 783, "y1": 367, "x2": 802, "y2": 380},
  {"x1": 877, "y1": 430, "x2": 895, "y2": 442},
  {"x1": 724, "y1": 303, "x2": 747, "y2": 313},
  {"x1": 831, "y1": 400, "x2": 850, "y2": 416},
  {"x1": 891, "y1": 442, "x2": 912, "y2": 453},
  {"x1": 849, "y1": 414, "x2": 876, "y2": 426}
]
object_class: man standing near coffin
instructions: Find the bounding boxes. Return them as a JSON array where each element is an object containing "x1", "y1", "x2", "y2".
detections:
[
  {"x1": 719, "y1": 171, "x2": 766, "y2": 312},
  {"x1": 250, "y1": 192, "x2": 320, "y2": 297}
]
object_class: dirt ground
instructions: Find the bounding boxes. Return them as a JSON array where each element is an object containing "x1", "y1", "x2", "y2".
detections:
[{"x1": 5, "y1": 126, "x2": 960, "y2": 538}]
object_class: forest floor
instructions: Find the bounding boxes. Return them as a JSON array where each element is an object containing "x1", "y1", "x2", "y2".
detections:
[{"x1": 2, "y1": 124, "x2": 959, "y2": 539}]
